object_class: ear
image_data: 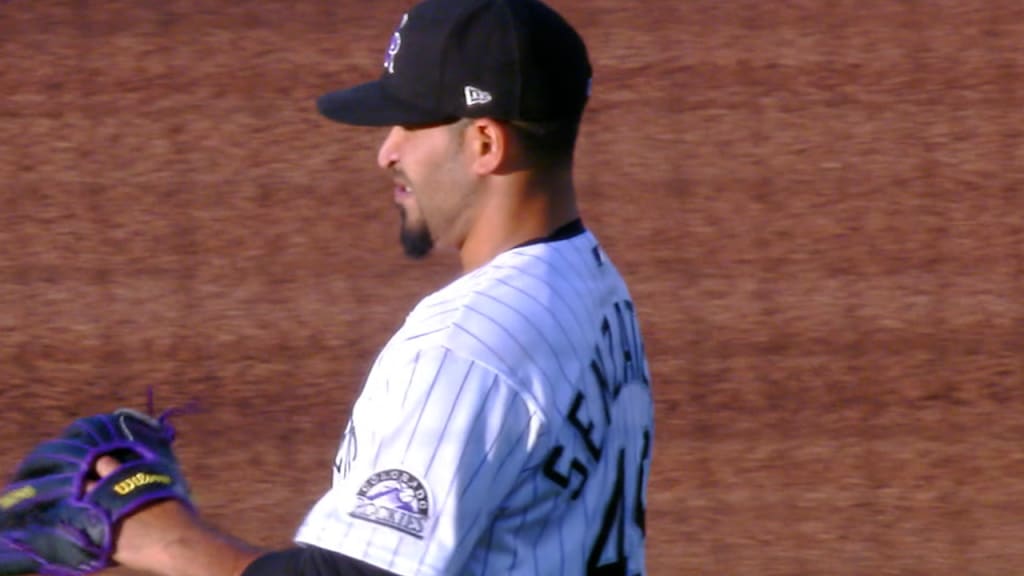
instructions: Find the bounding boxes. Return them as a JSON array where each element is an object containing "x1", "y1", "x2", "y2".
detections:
[{"x1": 464, "y1": 118, "x2": 513, "y2": 175}]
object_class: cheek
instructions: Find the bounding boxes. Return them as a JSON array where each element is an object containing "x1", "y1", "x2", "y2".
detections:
[
  {"x1": 404, "y1": 138, "x2": 470, "y2": 226},
  {"x1": 409, "y1": 173, "x2": 449, "y2": 221}
]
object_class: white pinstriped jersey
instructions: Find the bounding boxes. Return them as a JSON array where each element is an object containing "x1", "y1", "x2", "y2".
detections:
[{"x1": 295, "y1": 222, "x2": 654, "y2": 576}]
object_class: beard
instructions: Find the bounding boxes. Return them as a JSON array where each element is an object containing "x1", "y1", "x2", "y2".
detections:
[{"x1": 398, "y1": 204, "x2": 434, "y2": 259}]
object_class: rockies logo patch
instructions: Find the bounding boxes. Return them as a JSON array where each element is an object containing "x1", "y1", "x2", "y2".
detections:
[{"x1": 350, "y1": 469, "x2": 430, "y2": 538}]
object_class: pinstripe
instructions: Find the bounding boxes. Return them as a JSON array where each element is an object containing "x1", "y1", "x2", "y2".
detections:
[
  {"x1": 511, "y1": 241, "x2": 590, "y2": 288},
  {"x1": 420, "y1": 363, "x2": 484, "y2": 472},
  {"x1": 471, "y1": 290, "x2": 575, "y2": 386},
  {"x1": 401, "y1": 304, "x2": 462, "y2": 337},
  {"x1": 400, "y1": 351, "x2": 470, "y2": 461},
  {"x1": 487, "y1": 262, "x2": 589, "y2": 333},
  {"x1": 565, "y1": 237, "x2": 604, "y2": 296},
  {"x1": 521, "y1": 237, "x2": 599, "y2": 298},
  {"x1": 358, "y1": 521, "x2": 380, "y2": 560},
  {"x1": 434, "y1": 379, "x2": 515, "y2": 527},
  {"x1": 339, "y1": 480, "x2": 360, "y2": 545},
  {"x1": 450, "y1": 403, "x2": 535, "y2": 568},
  {"x1": 414, "y1": 373, "x2": 527, "y2": 570},
  {"x1": 380, "y1": 359, "x2": 477, "y2": 571},
  {"x1": 448, "y1": 322, "x2": 546, "y2": 412},
  {"x1": 477, "y1": 520, "x2": 498, "y2": 575},
  {"x1": 402, "y1": 325, "x2": 452, "y2": 342},
  {"x1": 500, "y1": 255, "x2": 588, "y2": 311},
  {"x1": 458, "y1": 301, "x2": 561, "y2": 388},
  {"x1": 498, "y1": 251, "x2": 592, "y2": 316},
  {"x1": 399, "y1": 349, "x2": 423, "y2": 410},
  {"x1": 458, "y1": 404, "x2": 534, "y2": 507},
  {"x1": 355, "y1": 349, "x2": 448, "y2": 562},
  {"x1": 490, "y1": 274, "x2": 589, "y2": 359},
  {"x1": 504, "y1": 469, "x2": 535, "y2": 574}
]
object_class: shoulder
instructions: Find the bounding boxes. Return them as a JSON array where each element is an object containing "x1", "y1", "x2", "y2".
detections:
[
  {"x1": 390, "y1": 230, "x2": 618, "y2": 387},
  {"x1": 434, "y1": 227, "x2": 610, "y2": 316}
]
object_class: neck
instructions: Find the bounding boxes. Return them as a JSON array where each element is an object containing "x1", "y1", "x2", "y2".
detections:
[{"x1": 459, "y1": 168, "x2": 579, "y2": 272}]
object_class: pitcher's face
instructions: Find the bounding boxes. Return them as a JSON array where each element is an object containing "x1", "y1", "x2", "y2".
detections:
[{"x1": 378, "y1": 121, "x2": 476, "y2": 259}]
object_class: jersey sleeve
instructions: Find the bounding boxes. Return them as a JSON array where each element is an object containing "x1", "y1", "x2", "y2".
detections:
[{"x1": 294, "y1": 346, "x2": 546, "y2": 576}]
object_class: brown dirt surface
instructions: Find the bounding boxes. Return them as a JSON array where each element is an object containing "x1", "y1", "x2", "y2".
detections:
[{"x1": 2, "y1": 1, "x2": 1023, "y2": 574}]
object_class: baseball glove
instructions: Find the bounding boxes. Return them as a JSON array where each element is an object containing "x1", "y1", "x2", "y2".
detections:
[{"x1": 0, "y1": 408, "x2": 194, "y2": 576}]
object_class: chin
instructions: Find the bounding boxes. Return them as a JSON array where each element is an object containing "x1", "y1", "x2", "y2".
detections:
[
  {"x1": 398, "y1": 210, "x2": 434, "y2": 259},
  {"x1": 402, "y1": 244, "x2": 432, "y2": 259}
]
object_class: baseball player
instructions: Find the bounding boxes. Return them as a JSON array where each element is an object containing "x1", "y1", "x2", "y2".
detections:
[{"x1": 90, "y1": 0, "x2": 655, "y2": 575}]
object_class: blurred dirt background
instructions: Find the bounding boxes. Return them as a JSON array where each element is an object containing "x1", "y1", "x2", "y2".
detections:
[{"x1": 2, "y1": 1, "x2": 1023, "y2": 574}]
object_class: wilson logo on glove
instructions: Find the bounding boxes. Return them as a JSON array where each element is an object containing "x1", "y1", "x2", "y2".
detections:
[{"x1": 113, "y1": 472, "x2": 173, "y2": 496}]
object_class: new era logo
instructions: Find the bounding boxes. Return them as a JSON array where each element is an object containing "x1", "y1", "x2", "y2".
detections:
[{"x1": 464, "y1": 86, "x2": 492, "y2": 106}]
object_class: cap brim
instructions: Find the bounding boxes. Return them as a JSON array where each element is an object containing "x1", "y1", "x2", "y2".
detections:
[{"x1": 317, "y1": 80, "x2": 454, "y2": 127}]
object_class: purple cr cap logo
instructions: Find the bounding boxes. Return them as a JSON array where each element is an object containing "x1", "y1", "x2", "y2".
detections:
[{"x1": 383, "y1": 13, "x2": 409, "y2": 74}]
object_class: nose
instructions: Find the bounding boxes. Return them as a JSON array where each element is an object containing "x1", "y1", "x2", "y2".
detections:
[{"x1": 377, "y1": 126, "x2": 402, "y2": 170}]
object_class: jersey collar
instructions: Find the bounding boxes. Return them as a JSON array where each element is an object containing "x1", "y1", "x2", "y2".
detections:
[{"x1": 512, "y1": 218, "x2": 586, "y2": 250}]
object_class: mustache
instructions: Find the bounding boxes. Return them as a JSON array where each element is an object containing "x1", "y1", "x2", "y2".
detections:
[{"x1": 388, "y1": 166, "x2": 410, "y2": 184}]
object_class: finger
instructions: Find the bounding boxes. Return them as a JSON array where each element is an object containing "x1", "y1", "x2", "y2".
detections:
[
  {"x1": 85, "y1": 456, "x2": 122, "y2": 493},
  {"x1": 95, "y1": 456, "x2": 120, "y2": 479}
]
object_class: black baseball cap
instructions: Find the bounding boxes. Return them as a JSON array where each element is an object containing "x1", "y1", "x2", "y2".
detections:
[{"x1": 317, "y1": 0, "x2": 592, "y2": 127}]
